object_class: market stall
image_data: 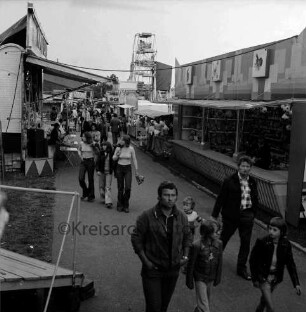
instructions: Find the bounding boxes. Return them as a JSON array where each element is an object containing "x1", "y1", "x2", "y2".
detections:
[
  {"x1": 162, "y1": 27, "x2": 306, "y2": 226},
  {"x1": 0, "y1": 4, "x2": 109, "y2": 176}
]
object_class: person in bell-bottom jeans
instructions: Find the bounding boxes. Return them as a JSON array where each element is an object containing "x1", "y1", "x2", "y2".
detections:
[
  {"x1": 96, "y1": 141, "x2": 114, "y2": 208},
  {"x1": 113, "y1": 135, "x2": 139, "y2": 213}
]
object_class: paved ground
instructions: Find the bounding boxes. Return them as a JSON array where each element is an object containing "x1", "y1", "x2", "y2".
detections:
[{"x1": 51, "y1": 141, "x2": 306, "y2": 312}]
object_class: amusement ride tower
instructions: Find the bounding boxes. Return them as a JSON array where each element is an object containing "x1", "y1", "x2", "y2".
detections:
[{"x1": 130, "y1": 33, "x2": 157, "y2": 100}]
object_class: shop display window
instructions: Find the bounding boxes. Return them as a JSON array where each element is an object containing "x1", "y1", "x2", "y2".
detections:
[
  {"x1": 179, "y1": 104, "x2": 291, "y2": 170},
  {"x1": 206, "y1": 109, "x2": 237, "y2": 156},
  {"x1": 181, "y1": 106, "x2": 203, "y2": 142},
  {"x1": 241, "y1": 105, "x2": 291, "y2": 170}
]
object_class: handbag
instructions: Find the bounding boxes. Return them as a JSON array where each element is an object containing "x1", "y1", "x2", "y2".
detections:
[{"x1": 135, "y1": 174, "x2": 145, "y2": 185}]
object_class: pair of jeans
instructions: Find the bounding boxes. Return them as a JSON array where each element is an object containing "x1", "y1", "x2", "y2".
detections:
[
  {"x1": 116, "y1": 164, "x2": 132, "y2": 209},
  {"x1": 220, "y1": 209, "x2": 254, "y2": 272},
  {"x1": 195, "y1": 280, "x2": 213, "y2": 312},
  {"x1": 98, "y1": 172, "x2": 113, "y2": 204},
  {"x1": 79, "y1": 158, "x2": 95, "y2": 199},
  {"x1": 141, "y1": 267, "x2": 179, "y2": 312}
]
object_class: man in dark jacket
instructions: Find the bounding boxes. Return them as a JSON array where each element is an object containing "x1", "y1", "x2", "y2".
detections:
[
  {"x1": 110, "y1": 113, "x2": 121, "y2": 145},
  {"x1": 131, "y1": 181, "x2": 193, "y2": 312},
  {"x1": 211, "y1": 155, "x2": 258, "y2": 281}
]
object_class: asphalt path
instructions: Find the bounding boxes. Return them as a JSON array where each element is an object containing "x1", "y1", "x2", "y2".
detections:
[{"x1": 52, "y1": 144, "x2": 306, "y2": 312}]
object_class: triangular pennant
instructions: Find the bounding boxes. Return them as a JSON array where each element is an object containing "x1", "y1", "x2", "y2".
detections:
[
  {"x1": 47, "y1": 158, "x2": 54, "y2": 172},
  {"x1": 41, "y1": 160, "x2": 53, "y2": 176},
  {"x1": 26, "y1": 161, "x2": 39, "y2": 177},
  {"x1": 35, "y1": 160, "x2": 45, "y2": 175}
]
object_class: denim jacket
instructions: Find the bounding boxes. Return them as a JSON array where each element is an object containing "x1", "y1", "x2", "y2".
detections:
[{"x1": 131, "y1": 203, "x2": 193, "y2": 270}]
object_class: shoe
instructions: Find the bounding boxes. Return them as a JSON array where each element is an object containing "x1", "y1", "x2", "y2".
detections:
[
  {"x1": 123, "y1": 208, "x2": 129, "y2": 213},
  {"x1": 117, "y1": 206, "x2": 123, "y2": 212},
  {"x1": 106, "y1": 204, "x2": 113, "y2": 209},
  {"x1": 81, "y1": 196, "x2": 88, "y2": 201},
  {"x1": 237, "y1": 270, "x2": 251, "y2": 281},
  {"x1": 87, "y1": 198, "x2": 95, "y2": 202}
]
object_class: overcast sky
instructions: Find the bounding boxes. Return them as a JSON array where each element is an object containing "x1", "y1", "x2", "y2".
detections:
[{"x1": 1, "y1": 0, "x2": 306, "y2": 81}]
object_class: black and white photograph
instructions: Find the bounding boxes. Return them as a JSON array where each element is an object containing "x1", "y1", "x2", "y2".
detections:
[{"x1": 0, "y1": 0, "x2": 305, "y2": 311}]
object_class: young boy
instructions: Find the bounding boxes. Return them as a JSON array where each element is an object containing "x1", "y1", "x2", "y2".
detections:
[
  {"x1": 183, "y1": 196, "x2": 202, "y2": 236},
  {"x1": 249, "y1": 217, "x2": 301, "y2": 312},
  {"x1": 186, "y1": 220, "x2": 223, "y2": 312}
]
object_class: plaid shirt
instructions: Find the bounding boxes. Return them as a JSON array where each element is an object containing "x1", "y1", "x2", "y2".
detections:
[{"x1": 238, "y1": 173, "x2": 252, "y2": 210}]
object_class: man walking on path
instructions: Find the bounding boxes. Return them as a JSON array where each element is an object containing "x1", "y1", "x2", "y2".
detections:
[
  {"x1": 131, "y1": 181, "x2": 193, "y2": 312},
  {"x1": 110, "y1": 113, "x2": 121, "y2": 145},
  {"x1": 211, "y1": 155, "x2": 258, "y2": 281}
]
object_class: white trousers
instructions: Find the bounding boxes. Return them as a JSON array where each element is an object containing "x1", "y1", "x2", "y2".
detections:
[
  {"x1": 98, "y1": 172, "x2": 113, "y2": 204},
  {"x1": 195, "y1": 280, "x2": 212, "y2": 312}
]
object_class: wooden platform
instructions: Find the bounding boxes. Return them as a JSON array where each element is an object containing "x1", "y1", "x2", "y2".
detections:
[{"x1": 0, "y1": 248, "x2": 84, "y2": 292}]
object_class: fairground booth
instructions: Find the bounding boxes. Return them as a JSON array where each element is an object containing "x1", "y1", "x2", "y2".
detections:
[
  {"x1": 162, "y1": 29, "x2": 306, "y2": 227},
  {"x1": 0, "y1": 3, "x2": 109, "y2": 176}
]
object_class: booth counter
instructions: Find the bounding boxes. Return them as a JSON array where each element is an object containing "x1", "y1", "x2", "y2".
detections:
[{"x1": 171, "y1": 139, "x2": 288, "y2": 217}]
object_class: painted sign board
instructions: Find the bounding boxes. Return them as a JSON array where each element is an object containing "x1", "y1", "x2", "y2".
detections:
[
  {"x1": 211, "y1": 60, "x2": 221, "y2": 81},
  {"x1": 185, "y1": 66, "x2": 193, "y2": 84},
  {"x1": 252, "y1": 49, "x2": 269, "y2": 78}
]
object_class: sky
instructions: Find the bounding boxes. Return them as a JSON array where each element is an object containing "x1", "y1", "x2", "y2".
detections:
[{"x1": 1, "y1": 0, "x2": 306, "y2": 81}]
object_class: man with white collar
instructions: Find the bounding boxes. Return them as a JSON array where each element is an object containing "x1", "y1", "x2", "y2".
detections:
[{"x1": 211, "y1": 155, "x2": 258, "y2": 281}]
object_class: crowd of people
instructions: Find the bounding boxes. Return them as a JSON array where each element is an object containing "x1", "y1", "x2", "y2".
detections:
[{"x1": 47, "y1": 103, "x2": 141, "y2": 213}]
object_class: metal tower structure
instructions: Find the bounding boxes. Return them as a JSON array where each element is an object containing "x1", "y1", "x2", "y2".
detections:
[{"x1": 130, "y1": 33, "x2": 157, "y2": 100}]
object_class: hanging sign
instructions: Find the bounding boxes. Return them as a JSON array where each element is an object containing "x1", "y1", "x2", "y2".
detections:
[
  {"x1": 211, "y1": 60, "x2": 221, "y2": 81},
  {"x1": 252, "y1": 49, "x2": 269, "y2": 78},
  {"x1": 185, "y1": 66, "x2": 193, "y2": 84}
]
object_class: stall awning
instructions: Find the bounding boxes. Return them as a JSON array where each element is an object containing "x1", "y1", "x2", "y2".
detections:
[
  {"x1": 158, "y1": 99, "x2": 288, "y2": 110},
  {"x1": 135, "y1": 109, "x2": 174, "y2": 118},
  {"x1": 26, "y1": 55, "x2": 110, "y2": 85},
  {"x1": 118, "y1": 104, "x2": 135, "y2": 109}
]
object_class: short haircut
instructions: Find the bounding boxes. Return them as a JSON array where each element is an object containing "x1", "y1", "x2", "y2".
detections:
[
  {"x1": 238, "y1": 155, "x2": 253, "y2": 166},
  {"x1": 269, "y1": 217, "x2": 287, "y2": 237},
  {"x1": 200, "y1": 220, "x2": 215, "y2": 239},
  {"x1": 183, "y1": 196, "x2": 195, "y2": 209},
  {"x1": 157, "y1": 181, "x2": 178, "y2": 197}
]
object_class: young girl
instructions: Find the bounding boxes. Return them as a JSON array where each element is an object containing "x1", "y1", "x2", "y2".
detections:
[
  {"x1": 113, "y1": 135, "x2": 139, "y2": 213},
  {"x1": 96, "y1": 141, "x2": 114, "y2": 208},
  {"x1": 186, "y1": 220, "x2": 223, "y2": 312},
  {"x1": 249, "y1": 217, "x2": 301, "y2": 312}
]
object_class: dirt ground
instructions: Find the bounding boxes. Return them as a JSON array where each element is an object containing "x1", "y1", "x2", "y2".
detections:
[{"x1": 1, "y1": 172, "x2": 55, "y2": 262}]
